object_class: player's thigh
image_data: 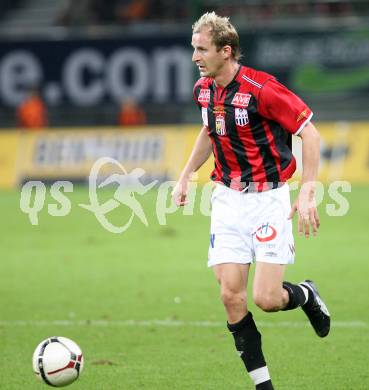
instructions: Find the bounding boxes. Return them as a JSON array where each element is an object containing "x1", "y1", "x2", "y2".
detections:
[
  {"x1": 253, "y1": 262, "x2": 286, "y2": 298},
  {"x1": 253, "y1": 185, "x2": 295, "y2": 265},
  {"x1": 209, "y1": 185, "x2": 254, "y2": 266},
  {"x1": 213, "y1": 263, "x2": 250, "y2": 293}
]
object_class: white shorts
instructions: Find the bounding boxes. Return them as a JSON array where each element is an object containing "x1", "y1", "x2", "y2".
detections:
[{"x1": 208, "y1": 183, "x2": 295, "y2": 267}]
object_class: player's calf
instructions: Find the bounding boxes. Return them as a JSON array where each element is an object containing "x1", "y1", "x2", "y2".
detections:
[
  {"x1": 281, "y1": 281, "x2": 308, "y2": 310},
  {"x1": 253, "y1": 288, "x2": 287, "y2": 312},
  {"x1": 228, "y1": 312, "x2": 274, "y2": 390}
]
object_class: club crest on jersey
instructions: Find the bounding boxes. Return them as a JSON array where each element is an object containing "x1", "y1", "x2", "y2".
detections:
[
  {"x1": 198, "y1": 89, "x2": 210, "y2": 103},
  {"x1": 215, "y1": 115, "x2": 226, "y2": 136},
  {"x1": 231, "y1": 93, "x2": 251, "y2": 107},
  {"x1": 235, "y1": 108, "x2": 249, "y2": 126}
]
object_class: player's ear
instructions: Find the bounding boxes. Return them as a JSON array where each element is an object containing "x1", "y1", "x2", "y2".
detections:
[{"x1": 222, "y1": 45, "x2": 232, "y2": 59}]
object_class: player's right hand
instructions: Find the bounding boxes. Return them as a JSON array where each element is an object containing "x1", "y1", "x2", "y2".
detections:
[{"x1": 171, "y1": 180, "x2": 189, "y2": 206}]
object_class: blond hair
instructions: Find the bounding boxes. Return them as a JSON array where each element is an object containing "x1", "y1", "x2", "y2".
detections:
[{"x1": 192, "y1": 12, "x2": 241, "y2": 61}]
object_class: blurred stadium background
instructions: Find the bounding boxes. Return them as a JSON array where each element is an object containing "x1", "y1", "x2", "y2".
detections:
[
  {"x1": 0, "y1": 1, "x2": 368, "y2": 389},
  {"x1": 1, "y1": 0, "x2": 369, "y2": 187},
  {"x1": 1, "y1": 0, "x2": 369, "y2": 126}
]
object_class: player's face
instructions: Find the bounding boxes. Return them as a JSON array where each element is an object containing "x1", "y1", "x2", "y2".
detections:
[{"x1": 192, "y1": 29, "x2": 225, "y2": 78}]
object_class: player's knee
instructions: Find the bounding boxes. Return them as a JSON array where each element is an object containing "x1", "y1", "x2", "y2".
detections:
[
  {"x1": 220, "y1": 288, "x2": 246, "y2": 309},
  {"x1": 253, "y1": 291, "x2": 281, "y2": 312}
]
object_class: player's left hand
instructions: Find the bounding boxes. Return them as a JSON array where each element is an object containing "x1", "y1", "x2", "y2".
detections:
[{"x1": 289, "y1": 183, "x2": 320, "y2": 237}]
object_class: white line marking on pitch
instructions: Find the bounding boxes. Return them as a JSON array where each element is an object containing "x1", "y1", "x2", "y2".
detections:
[{"x1": 0, "y1": 320, "x2": 366, "y2": 328}]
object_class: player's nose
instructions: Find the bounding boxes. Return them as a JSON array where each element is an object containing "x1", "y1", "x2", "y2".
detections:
[{"x1": 192, "y1": 50, "x2": 200, "y2": 62}]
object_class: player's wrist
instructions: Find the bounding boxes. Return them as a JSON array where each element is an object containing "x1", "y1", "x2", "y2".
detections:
[
  {"x1": 179, "y1": 170, "x2": 194, "y2": 182},
  {"x1": 299, "y1": 180, "x2": 317, "y2": 194}
]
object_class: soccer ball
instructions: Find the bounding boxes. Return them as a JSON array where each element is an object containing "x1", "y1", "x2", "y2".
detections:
[{"x1": 32, "y1": 337, "x2": 84, "y2": 387}]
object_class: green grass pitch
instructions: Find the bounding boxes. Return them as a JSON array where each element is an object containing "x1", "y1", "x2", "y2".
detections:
[{"x1": 0, "y1": 185, "x2": 368, "y2": 389}]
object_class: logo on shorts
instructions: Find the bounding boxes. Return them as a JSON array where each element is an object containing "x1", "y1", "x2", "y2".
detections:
[
  {"x1": 235, "y1": 108, "x2": 249, "y2": 127},
  {"x1": 289, "y1": 243, "x2": 295, "y2": 255},
  {"x1": 231, "y1": 93, "x2": 251, "y2": 107},
  {"x1": 210, "y1": 234, "x2": 215, "y2": 248},
  {"x1": 198, "y1": 88, "x2": 210, "y2": 103},
  {"x1": 265, "y1": 251, "x2": 278, "y2": 258},
  {"x1": 255, "y1": 223, "x2": 277, "y2": 242}
]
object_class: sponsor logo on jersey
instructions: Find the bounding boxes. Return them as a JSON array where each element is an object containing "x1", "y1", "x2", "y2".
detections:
[
  {"x1": 198, "y1": 88, "x2": 210, "y2": 103},
  {"x1": 201, "y1": 107, "x2": 208, "y2": 127},
  {"x1": 231, "y1": 93, "x2": 251, "y2": 107},
  {"x1": 255, "y1": 223, "x2": 277, "y2": 242},
  {"x1": 297, "y1": 109, "x2": 308, "y2": 122},
  {"x1": 235, "y1": 108, "x2": 249, "y2": 126},
  {"x1": 213, "y1": 106, "x2": 225, "y2": 115},
  {"x1": 215, "y1": 115, "x2": 226, "y2": 136}
]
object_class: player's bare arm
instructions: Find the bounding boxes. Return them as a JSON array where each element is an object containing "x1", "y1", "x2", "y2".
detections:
[
  {"x1": 172, "y1": 125, "x2": 212, "y2": 206},
  {"x1": 289, "y1": 121, "x2": 321, "y2": 237}
]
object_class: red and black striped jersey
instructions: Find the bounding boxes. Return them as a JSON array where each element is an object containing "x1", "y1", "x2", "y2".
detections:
[{"x1": 193, "y1": 65, "x2": 313, "y2": 191}]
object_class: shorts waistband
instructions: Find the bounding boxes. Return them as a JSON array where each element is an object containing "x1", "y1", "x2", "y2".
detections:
[
  {"x1": 240, "y1": 181, "x2": 285, "y2": 193},
  {"x1": 214, "y1": 180, "x2": 286, "y2": 193}
]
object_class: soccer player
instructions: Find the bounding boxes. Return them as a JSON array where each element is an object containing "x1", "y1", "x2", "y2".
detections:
[{"x1": 172, "y1": 12, "x2": 330, "y2": 390}]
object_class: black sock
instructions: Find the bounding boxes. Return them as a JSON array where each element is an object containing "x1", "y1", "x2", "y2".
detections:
[
  {"x1": 227, "y1": 312, "x2": 274, "y2": 389},
  {"x1": 256, "y1": 381, "x2": 275, "y2": 390},
  {"x1": 282, "y1": 281, "x2": 310, "y2": 311}
]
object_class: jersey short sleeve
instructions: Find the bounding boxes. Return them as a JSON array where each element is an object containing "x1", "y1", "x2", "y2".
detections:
[
  {"x1": 258, "y1": 79, "x2": 313, "y2": 135},
  {"x1": 193, "y1": 82, "x2": 202, "y2": 111}
]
